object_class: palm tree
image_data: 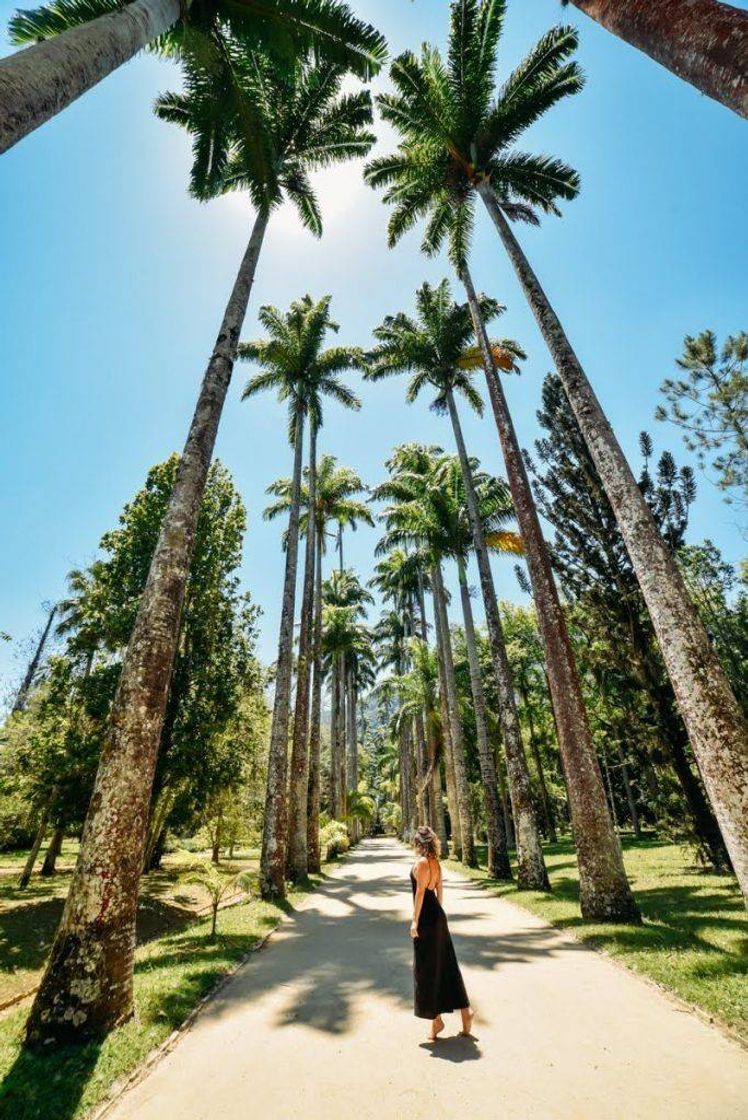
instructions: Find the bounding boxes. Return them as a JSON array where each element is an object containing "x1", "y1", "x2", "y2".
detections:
[
  {"x1": 25, "y1": 52, "x2": 375, "y2": 1048},
  {"x1": 368, "y1": 279, "x2": 638, "y2": 911},
  {"x1": 1, "y1": 0, "x2": 386, "y2": 153},
  {"x1": 242, "y1": 295, "x2": 362, "y2": 895},
  {"x1": 368, "y1": 296, "x2": 547, "y2": 887},
  {"x1": 563, "y1": 0, "x2": 748, "y2": 118},
  {"x1": 365, "y1": 2, "x2": 747, "y2": 908}
]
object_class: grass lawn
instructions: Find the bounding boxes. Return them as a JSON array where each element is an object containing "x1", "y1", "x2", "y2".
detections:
[
  {"x1": 0, "y1": 844, "x2": 262, "y2": 1006},
  {"x1": 447, "y1": 837, "x2": 747, "y2": 1044},
  {"x1": 0, "y1": 872, "x2": 323, "y2": 1120}
]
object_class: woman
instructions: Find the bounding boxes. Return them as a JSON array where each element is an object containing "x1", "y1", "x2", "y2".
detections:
[{"x1": 409, "y1": 825, "x2": 474, "y2": 1041}]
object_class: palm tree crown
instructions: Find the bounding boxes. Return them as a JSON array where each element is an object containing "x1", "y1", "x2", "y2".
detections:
[
  {"x1": 364, "y1": 0, "x2": 583, "y2": 266},
  {"x1": 241, "y1": 294, "x2": 362, "y2": 439},
  {"x1": 367, "y1": 278, "x2": 524, "y2": 414},
  {"x1": 156, "y1": 48, "x2": 376, "y2": 225}
]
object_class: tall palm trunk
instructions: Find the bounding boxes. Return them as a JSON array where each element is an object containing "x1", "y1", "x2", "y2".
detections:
[
  {"x1": 400, "y1": 719, "x2": 416, "y2": 839},
  {"x1": 568, "y1": 0, "x2": 748, "y2": 118},
  {"x1": 519, "y1": 681, "x2": 558, "y2": 844},
  {"x1": 13, "y1": 603, "x2": 57, "y2": 713},
  {"x1": 445, "y1": 388, "x2": 548, "y2": 891},
  {"x1": 0, "y1": 0, "x2": 185, "y2": 154},
  {"x1": 463, "y1": 270, "x2": 638, "y2": 915},
  {"x1": 338, "y1": 660, "x2": 348, "y2": 819},
  {"x1": 330, "y1": 657, "x2": 341, "y2": 818},
  {"x1": 457, "y1": 556, "x2": 513, "y2": 880},
  {"x1": 431, "y1": 751, "x2": 448, "y2": 852},
  {"x1": 432, "y1": 587, "x2": 462, "y2": 859},
  {"x1": 287, "y1": 425, "x2": 317, "y2": 882},
  {"x1": 414, "y1": 710, "x2": 429, "y2": 824},
  {"x1": 306, "y1": 536, "x2": 324, "y2": 874},
  {"x1": 260, "y1": 400, "x2": 305, "y2": 900},
  {"x1": 346, "y1": 662, "x2": 358, "y2": 837},
  {"x1": 26, "y1": 210, "x2": 267, "y2": 1045},
  {"x1": 477, "y1": 184, "x2": 748, "y2": 903},
  {"x1": 431, "y1": 562, "x2": 476, "y2": 867}
]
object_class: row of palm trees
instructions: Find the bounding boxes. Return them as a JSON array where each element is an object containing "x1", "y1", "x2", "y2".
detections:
[
  {"x1": 13, "y1": 0, "x2": 746, "y2": 1053},
  {"x1": 363, "y1": 0, "x2": 747, "y2": 906},
  {"x1": 366, "y1": 281, "x2": 638, "y2": 918}
]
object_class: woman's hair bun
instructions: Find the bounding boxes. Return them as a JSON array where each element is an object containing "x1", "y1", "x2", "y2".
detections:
[{"x1": 413, "y1": 825, "x2": 441, "y2": 858}]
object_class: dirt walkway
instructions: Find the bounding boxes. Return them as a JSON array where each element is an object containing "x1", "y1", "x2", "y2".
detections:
[{"x1": 105, "y1": 838, "x2": 748, "y2": 1120}]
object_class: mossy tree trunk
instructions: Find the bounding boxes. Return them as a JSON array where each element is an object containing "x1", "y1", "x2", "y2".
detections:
[{"x1": 25, "y1": 211, "x2": 268, "y2": 1046}]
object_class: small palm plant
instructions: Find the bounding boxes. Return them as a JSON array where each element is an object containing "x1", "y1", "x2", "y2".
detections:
[{"x1": 188, "y1": 862, "x2": 252, "y2": 942}]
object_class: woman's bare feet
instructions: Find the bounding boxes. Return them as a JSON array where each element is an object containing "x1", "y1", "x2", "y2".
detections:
[
  {"x1": 459, "y1": 1007, "x2": 474, "y2": 1036},
  {"x1": 427, "y1": 1015, "x2": 445, "y2": 1041}
]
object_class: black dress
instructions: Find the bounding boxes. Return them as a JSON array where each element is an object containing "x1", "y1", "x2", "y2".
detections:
[{"x1": 410, "y1": 864, "x2": 469, "y2": 1020}]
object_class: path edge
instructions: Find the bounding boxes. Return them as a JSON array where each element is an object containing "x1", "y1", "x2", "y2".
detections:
[{"x1": 87, "y1": 846, "x2": 359, "y2": 1120}]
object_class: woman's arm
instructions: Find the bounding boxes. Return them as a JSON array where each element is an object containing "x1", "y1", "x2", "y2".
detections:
[
  {"x1": 410, "y1": 859, "x2": 429, "y2": 938},
  {"x1": 437, "y1": 863, "x2": 443, "y2": 907}
]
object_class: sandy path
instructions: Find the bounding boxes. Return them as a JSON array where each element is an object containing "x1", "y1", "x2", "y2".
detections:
[{"x1": 105, "y1": 838, "x2": 748, "y2": 1120}]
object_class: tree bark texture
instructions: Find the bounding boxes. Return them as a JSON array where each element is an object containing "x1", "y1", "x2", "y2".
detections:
[
  {"x1": 0, "y1": 0, "x2": 183, "y2": 154},
  {"x1": 307, "y1": 540, "x2": 324, "y2": 874},
  {"x1": 287, "y1": 425, "x2": 317, "y2": 881},
  {"x1": 570, "y1": 0, "x2": 748, "y2": 117},
  {"x1": 260, "y1": 400, "x2": 305, "y2": 899}
]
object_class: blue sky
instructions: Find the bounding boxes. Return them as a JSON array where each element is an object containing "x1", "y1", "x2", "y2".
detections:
[{"x1": 1, "y1": 0, "x2": 746, "y2": 697}]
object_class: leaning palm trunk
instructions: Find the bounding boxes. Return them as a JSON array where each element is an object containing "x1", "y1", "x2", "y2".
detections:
[
  {"x1": 306, "y1": 538, "x2": 324, "y2": 873},
  {"x1": 463, "y1": 270, "x2": 637, "y2": 916},
  {"x1": 26, "y1": 210, "x2": 268, "y2": 1044},
  {"x1": 40, "y1": 825, "x2": 65, "y2": 877},
  {"x1": 477, "y1": 184, "x2": 748, "y2": 903},
  {"x1": 260, "y1": 400, "x2": 305, "y2": 900},
  {"x1": 457, "y1": 556, "x2": 512, "y2": 881},
  {"x1": 569, "y1": 0, "x2": 748, "y2": 118},
  {"x1": 287, "y1": 425, "x2": 318, "y2": 882},
  {"x1": 12, "y1": 603, "x2": 57, "y2": 713},
  {"x1": 446, "y1": 388, "x2": 548, "y2": 891},
  {"x1": 432, "y1": 587, "x2": 462, "y2": 860},
  {"x1": 431, "y1": 562, "x2": 476, "y2": 866},
  {"x1": 0, "y1": 0, "x2": 184, "y2": 154}
]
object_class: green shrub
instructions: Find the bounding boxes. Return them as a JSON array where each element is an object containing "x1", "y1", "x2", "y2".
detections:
[{"x1": 320, "y1": 819, "x2": 350, "y2": 860}]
